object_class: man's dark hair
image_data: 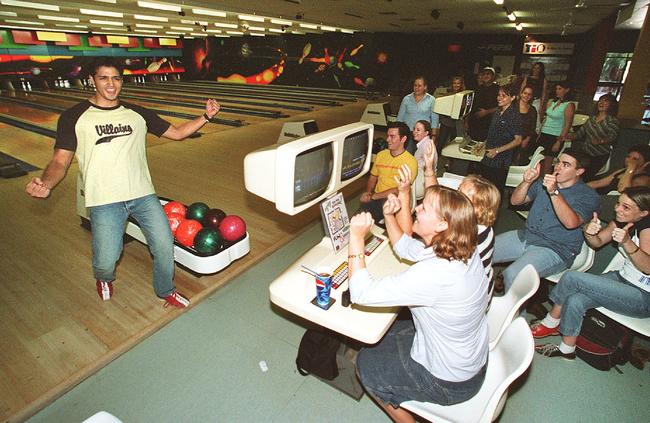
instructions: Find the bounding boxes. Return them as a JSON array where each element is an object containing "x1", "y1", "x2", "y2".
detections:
[
  {"x1": 561, "y1": 148, "x2": 591, "y2": 171},
  {"x1": 89, "y1": 57, "x2": 124, "y2": 77},
  {"x1": 389, "y1": 121, "x2": 411, "y2": 139},
  {"x1": 628, "y1": 143, "x2": 650, "y2": 163}
]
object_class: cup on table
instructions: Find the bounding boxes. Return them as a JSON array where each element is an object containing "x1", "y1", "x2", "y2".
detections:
[{"x1": 315, "y1": 271, "x2": 333, "y2": 308}]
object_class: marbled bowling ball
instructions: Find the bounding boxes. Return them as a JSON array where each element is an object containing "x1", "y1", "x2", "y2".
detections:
[
  {"x1": 193, "y1": 227, "x2": 223, "y2": 254},
  {"x1": 203, "y1": 208, "x2": 227, "y2": 228},
  {"x1": 163, "y1": 201, "x2": 186, "y2": 217},
  {"x1": 175, "y1": 219, "x2": 202, "y2": 247},
  {"x1": 186, "y1": 202, "x2": 210, "y2": 222},
  {"x1": 219, "y1": 215, "x2": 246, "y2": 242},
  {"x1": 167, "y1": 212, "x2": 185, "y2": 235}
]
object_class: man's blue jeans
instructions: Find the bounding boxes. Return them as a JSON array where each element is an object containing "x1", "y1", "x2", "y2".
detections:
[
  {"x1": 89, "y1": 194, "x2": 175, "y2": 297},
  {"x1": 492, "y1": 230, "x2": 568, "y2": 293}
]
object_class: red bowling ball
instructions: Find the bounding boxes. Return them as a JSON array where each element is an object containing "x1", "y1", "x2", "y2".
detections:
[
  {"x1": 203, "y1": 208, "x2": 227, "y2": 229},
  {"x1": 163, "y1": 201, "x2": 186, "y2": 217},
  {"x1": 167, "y1": 212, "x2": 185, "y2": 235},
  {"x1": 175, "y1": 219, "x2": 203, "y2": 247},
  {"x1": 218, "y1": 215, "x2": 246, "y2": 242}
]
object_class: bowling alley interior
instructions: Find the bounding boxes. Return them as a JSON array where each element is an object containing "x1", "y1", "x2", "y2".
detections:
[{"x1": 1, "y1": 0, "x2": 650, "y2": 422}]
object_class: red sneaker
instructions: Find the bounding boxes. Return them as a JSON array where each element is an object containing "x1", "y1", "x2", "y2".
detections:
[
  {"x1": 164, "y1": 291, "x2": 190, "y2": 308},
  {"x1": 96, "y1": 280, "x2": 113, "y2": 301},
  {"x1": 530, "y1": 320, "x2": 560, "y2": 338}
]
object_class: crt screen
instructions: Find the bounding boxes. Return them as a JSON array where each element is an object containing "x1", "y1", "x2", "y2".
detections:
[
  {"x1": 460, "y1": 92, "x2": 474, "y2": 118},
  {"x1": 341, "y1": 130, "x2": 369, "y2": 181},
  {"x1": 294, "y1": 143, "x2": 334, "y2": 207}
]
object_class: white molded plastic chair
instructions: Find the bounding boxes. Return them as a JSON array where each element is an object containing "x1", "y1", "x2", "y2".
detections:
[
  {"x1": 545, "y1": 241, "x2": 595, "y2": 283},
  {"x1": 401, "y1": 318, "x2": 534, "y2": 423},
  {"x1": 572, "y1": 113, "x2": 589, "y2": 127},
  {"x1": 505, "y1": 146, "x2": 545, "y2": 188},
  {"x1": 82, "y1": 411, "x2": 124, "y2": 423},
  {"x1": 487, "y1": 264, "x2": 539, "y2": 350},
  {"x1": 594, "y1": 153, "x2": 611, "y2": 177},
  {"x1": 596, "y1": 252, "x2": 650, "y2": 337}
]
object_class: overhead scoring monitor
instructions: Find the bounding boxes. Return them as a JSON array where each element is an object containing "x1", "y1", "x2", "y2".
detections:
[
  {"x1": 244, "y1": 122, "x2": 374, "y2": 215},
  {"x1": 433, "y1": 89, "x2": 475, "y2": 120}
]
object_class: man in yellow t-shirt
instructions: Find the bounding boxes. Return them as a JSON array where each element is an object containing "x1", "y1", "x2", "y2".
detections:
[{"x1": 360, "y1": 121, "x2": 418, "y2": 222}]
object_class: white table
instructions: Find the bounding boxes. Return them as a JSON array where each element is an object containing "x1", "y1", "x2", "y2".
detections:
[
  {"x1": 269, "y1": 227, "x2": 407, "y2": 344},
  {"x1": 441, "y1": 137, "x2": 484, "y2": 174}
]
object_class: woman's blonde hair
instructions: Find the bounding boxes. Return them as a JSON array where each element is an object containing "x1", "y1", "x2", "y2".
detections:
[
  {"x1": 424, "y1": 185, "x2": 477, "y2": 263},
  {"x1": 459, "y1": 174, "x2": 501, "y2": 227}
]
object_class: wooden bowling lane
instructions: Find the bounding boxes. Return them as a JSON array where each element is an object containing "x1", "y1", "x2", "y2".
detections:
[
  {"x1": 188, "y1": 80, "x2": 361, "y2": 102},
  {"x1": 0, "y1": 99, "x2": 372, "y2": 422}
]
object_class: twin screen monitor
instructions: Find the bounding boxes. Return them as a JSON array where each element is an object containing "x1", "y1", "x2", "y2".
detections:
[{"x1": 244, "y1": 90, "x2": 474, "y2": 216}]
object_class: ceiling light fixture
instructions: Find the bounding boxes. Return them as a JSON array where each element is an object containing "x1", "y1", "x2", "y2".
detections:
[
  {"x1": 192, "y1": 8, "x2": 226, "y2": 17},
  {"x1": 299, "y1": 23, "x2": 317, "y2": 29},
  {"x1": 137, "y1": 1, "x2": 181, "y2": 12},
  {"x1": 136, "y1": 23, "x2": 162, "y2": 28},
  {"x1": 0, "y1": 11, "x2": 18, "y2": 16},
  {"x1": 38, "y1": 15, "x2": 80, "y2": 22},
  {"x1": 214, "y1": 22, "x2": 238, "y2": 28},
  {"x1": 507, "y1": 12, "x2": 516, "y2": 22},
  {"x1": 238, "y1": 14, "x2": 264, "y2": 22},
  {"x1": 493, "y1": 0, "x2": 504, "y2": 4},
  {"x1": 80, "y1": 9, "x2": 123, "y2": 18},
  {"x1": 5, "y1": 19, "x2": 44, "y2": 25},
  {"x1": 271, "y1": 19, "x2": 292, "y2": 26},
  {"x1": 134, "y1": 14, "x2": 168, "y2": 22},
  {"x1": 0, "y1": 0, "x2": 59, "y2": 12},
  {"x1": 515, "y1": 22, "x2": 523, "y2": 31},
  {"x1": 90, "y1": 19, "x2": 124, "y2": 26}
]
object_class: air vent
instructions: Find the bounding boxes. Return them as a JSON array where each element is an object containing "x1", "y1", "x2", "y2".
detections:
[{"x1": 344, "y1": 12, "x2": 364, "y2": 18}]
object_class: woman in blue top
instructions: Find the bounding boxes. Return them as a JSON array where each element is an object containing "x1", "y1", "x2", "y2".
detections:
[
  {"x1": 397, "y1": 76, "x2": 439, "y2": 153},
  {"x1": 538, "y1": 80, "x2": 576, "y2": 175},
  {"x1": 476, "y1": 84, "x2": 523, "y2": 194}
]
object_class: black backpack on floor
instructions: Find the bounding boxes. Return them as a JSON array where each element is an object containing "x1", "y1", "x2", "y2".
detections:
[
  {"x1": 296, "y1": 329, "x2": 341, "y2": 380},
  {"x1": 576, "y1": 309, "x2": 631, "y2": 371}
]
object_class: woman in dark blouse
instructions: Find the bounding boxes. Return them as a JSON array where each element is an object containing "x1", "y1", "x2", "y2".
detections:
[
  {"x1": 475, "y1": 84, "x2": 523, "y2": 194},
  {"x1": 515, "y1": 85, "x2": 538, "y2": 165}
]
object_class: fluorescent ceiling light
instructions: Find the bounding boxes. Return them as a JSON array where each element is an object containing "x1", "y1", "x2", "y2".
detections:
[
  {"x1": 226, "y1": 30, "x2": 243, "y2": 35},
  {"x1": 493, "y1": 0, "x2": 504, "y2": 4},
  {"x1": 80, "y1": 9, "x2": 123, "y2": 18},
  {"x1": 214, "y1": 22, "x2": 237, "y2": 28},
  {"x1": 5, "y1": 19, "x2": 44, "y2": 25},
  {"x1": 90, "y1": 19, "x2": 124, "y2": 26},
  {"x1": 55, "y1": 23, "x2": 87, "y2": 28},
  {"x1": 340, "y1": 28, "x2": 354, "y2": 34},
  {"x1": 299, "y1": 23, "x2": 317, "y2": 29},
  {"x1": 250, "y1": 33, "x2": 264, "y2": 37},
  {"x1": 165, "y1": 31, "x2": 184, "y2": 34},
  {"x1": 291, "y1": 30, "x2": 304, "y2": 34},
  {"x1": 100, "y1": 26, "x2": 124, "y2": 30},
  {"x1": 268, "y1": 28, "x2": 282, "y2": 33},
  {"x1": 247, "y1": 26, "x2": 265, "y2": 31},
  {"x1": 182, "y1": 19, "x2": 207, "y2": 25},
  {"x1": 1, "y1": 0, "x2": 59, "y2": 11},
  {"x1": 192, "y1": 8, "x2": 226, "y2": 17},
  {"x1": 38, "y1": 15, "x2": 80, "y2": 22},
  {"x1": 271, "y1": 19, "x2": 292, "y2": 26},
  {"x1": 321, "y1": 25, "x2": 336, "y2": 31},
  {"x1": 507, "y1": 12, "x2": 516, "y2": 22},
  {"x1": 137, "y1": 1, "x2": 181, "y2": 12},
  {"x1": 205, "y1": 29, "x2": 221, "y2": 33},
  {"x1": 134, "y1": 14, "x2": 168, "y2": 22},
  {"x1": 238, "y1": 14, "x2": 264, "y2": 22},
  {"x1": 170, "y1": 26, "x2": 193, "y2": 31},
  {"x1": 136, "y1": 23, "x2": 162, "y2": 28},
  {"x1": 94, "y1": 0, "x2": 117, "y2": 3},
  {"x1": 0, "y1": 11, "x2": 18, "y2": 16},
  {"x1": 515, "y1": 22, "x2": 523, "y2": 31},
  {"x1": 190, "y1": 32, "x2": 207, "y2": 37},
  {"x1": 135, "y1": 29, "x2": 157, "y2": 33}
]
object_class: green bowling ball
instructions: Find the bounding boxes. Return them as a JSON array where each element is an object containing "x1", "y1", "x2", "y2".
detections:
[
  {"x1": 193, "y1": 227, "x2": 223, "y2": 254},
  {"x1": 186, "y1": 202, "x2": 210, "y2": 222}
]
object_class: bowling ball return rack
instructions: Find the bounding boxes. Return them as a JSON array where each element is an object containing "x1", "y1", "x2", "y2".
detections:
[{"x1": 76, "y1": 175, "x2": 250, "y2": 275}]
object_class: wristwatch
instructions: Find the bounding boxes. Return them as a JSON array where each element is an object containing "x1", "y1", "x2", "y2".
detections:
[
  {"x1": 549, "y1": 189, "x2": 560, "y2": 197},
  {"x1": 202, "y1": 112, "x2": 213, "y2": 122}
]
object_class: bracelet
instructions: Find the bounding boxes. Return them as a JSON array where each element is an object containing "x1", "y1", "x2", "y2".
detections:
[
  {"x1": 202, "y1": 112, "x2": 212, "y2": 122},
  {"x1": 348, "y1": 253, "x2": 366, "y2": 261}
]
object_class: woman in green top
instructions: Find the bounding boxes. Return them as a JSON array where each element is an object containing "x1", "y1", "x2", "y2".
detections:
[{"x1": 538, "y1": 81, "x2": 575, "y2": 175}]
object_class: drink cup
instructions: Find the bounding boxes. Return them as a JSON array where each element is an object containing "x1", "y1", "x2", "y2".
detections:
[{"x1": 315, "y1": 272, "x2": 333, "y2": 308}]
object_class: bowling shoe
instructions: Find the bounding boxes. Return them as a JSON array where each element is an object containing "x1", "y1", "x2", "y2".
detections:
[
  {"x1": 96, "y1": 280, "x2": 113, "y2": 301},
  {"x1": 164, "y1": 291, "x2": 190, "y2": 308}
]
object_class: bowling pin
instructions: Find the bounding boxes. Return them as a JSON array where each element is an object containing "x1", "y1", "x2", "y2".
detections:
[
  {"x1": 65, "y1": 80, "x2": 70, "y2": 88},
  {"x1": 26, "y1": 81, "x2": 32, "y2": 91}
]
